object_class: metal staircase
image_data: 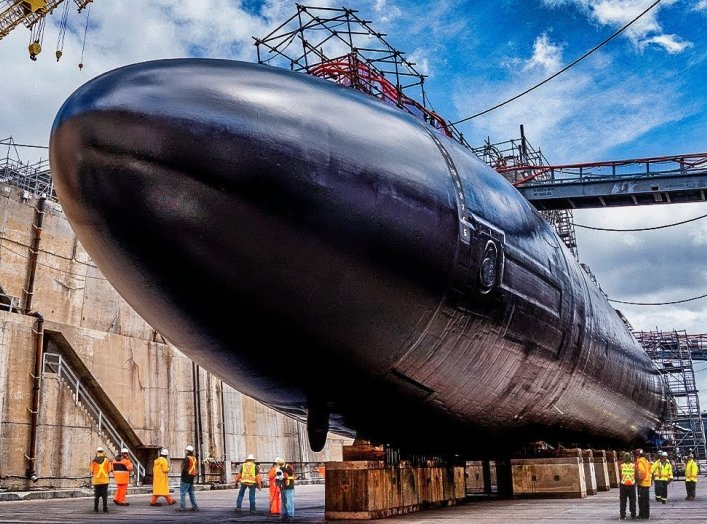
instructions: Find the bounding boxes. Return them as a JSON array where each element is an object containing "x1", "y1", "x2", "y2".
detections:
[{"x1": 43, "y1": 352, "x2": 145, "y2": 485}]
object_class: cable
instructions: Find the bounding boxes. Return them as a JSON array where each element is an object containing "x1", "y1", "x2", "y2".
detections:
[
  {"x1": 450, "y1": 0, "x2": 662, "y2": 125},
  {"x1": 574, "y1": 213, "x2": 707, "y2": 232},
  {"x1": 1, "y1": 242, "x2": 105, "y2": 281},
  {"x1": 609, "y1": 293, "x2": 707, "y2": 306}
]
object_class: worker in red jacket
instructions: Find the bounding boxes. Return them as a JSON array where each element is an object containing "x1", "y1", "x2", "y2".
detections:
[{"x1": 112, "y1": 448, "x2": 134, "y2": 506}]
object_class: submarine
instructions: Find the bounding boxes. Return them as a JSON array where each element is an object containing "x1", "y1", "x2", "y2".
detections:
[{"x1": 49, "y1": 58, "x2": 666, "y2": 455}]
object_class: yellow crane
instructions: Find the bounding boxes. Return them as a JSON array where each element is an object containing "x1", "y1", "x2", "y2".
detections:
[{"x1": 0, "y1": 0, "x2": 94, "y2": 60}]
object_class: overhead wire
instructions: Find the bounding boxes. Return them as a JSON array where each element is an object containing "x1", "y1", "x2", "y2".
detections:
[
  {"x1": 608, "y1": 294, "x2": 707, "y2": 306},
  {"x1": 574, "y1": 213, "x2": 707, "y2": 232},
  {"x1": 449, "y1": 0, "x2": 663, "y2": 125}
]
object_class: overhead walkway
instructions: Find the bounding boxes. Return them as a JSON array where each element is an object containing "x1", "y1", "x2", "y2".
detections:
[{"x1": 512, "y1": 153, "x2": 707, "y2": 210}]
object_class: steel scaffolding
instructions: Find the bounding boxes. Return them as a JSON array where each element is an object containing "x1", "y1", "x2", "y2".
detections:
[
  {"x1": 634, "y1": 330, "x2": 707, "y2": 464},
  {"x1": 0, "y1": 137, "x2": 55, "y2": 199},
  {"x1": 471, "y1": 126, "x2": 578, "y2": 259}
]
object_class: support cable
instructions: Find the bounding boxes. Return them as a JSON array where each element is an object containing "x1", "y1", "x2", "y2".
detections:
[
  {"x1": 609, "y1": 294, "x2": 707, "y2": 306},
  {"x1": 450, "y1": 0, "x2": 662, "y2": 125},
  {"x1": 574, "y1": 213, "x2": 707, "y2": 232}
]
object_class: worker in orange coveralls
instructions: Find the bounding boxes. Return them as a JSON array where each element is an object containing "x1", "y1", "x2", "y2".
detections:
[
  {"x1": 267, "y1": 458, "x2": 283, "y2": 515},
  {"x1": 150, "y1": 448, "x2": 176, "y2": 506},
  {"x1": 112, "y1": 447, "x2": 134, "y2": 506}
]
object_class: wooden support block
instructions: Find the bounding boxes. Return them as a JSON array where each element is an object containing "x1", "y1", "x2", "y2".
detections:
[
  {"x1": 324, "y1": 461, "x2": 465, "y2": 520},
  {"x1": 582, "y1": 450, "x2": 597, "y2": 495},
  {"x1": 605, "y1": 450, "x2": 620, "y2": 488},
  {"x1": 591, "y1": 450, "x2": 611, "y2": 492},
  {"x1": 511, "y1": 457, "x2": 587, "y2": 498}
]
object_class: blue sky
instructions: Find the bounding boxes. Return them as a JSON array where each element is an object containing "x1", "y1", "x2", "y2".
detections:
[{"x1": 1, "y1": 0, "x2": 706, "y2": 392}]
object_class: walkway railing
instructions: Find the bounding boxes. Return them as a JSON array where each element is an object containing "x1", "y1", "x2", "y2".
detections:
[{"x1": 42, "y1": 352, "x2": 145, "y2": 485}]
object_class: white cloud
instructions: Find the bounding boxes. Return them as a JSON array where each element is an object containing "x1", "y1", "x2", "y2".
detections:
[
  {"x1": 641, "y1": 34, "x2": 693, "y2": 53},
  {"x1": 523, "y1": 33, "x2": 566, "y2": 73},
  {"x1": 695, "y1": 0, "x2": 707, "y2": 11},
  {"x1": 542, "y1": 0, "x2": 691, "y2": 53}
]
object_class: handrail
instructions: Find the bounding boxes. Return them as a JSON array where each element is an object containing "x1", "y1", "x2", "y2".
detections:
[{"x1": 42, "y1": 352, "x2": 145, "y2": 485}]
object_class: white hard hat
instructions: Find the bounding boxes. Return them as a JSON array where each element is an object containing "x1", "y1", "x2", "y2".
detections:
[
  {"x1": 246, "y1": 453, "x2": 255, "y2": 461},
  {"x1": 275, "y1": 457, "x2": 285, "y2": 466},
  {"x1": 661, "y1": 451, "x2": 668, "y2": 457},
  {"x1": 121, "y1": 448, "x2": 129, "y2": 454},
  {"x1": 185, "y1": 445, "x2": 194, "y2": 452},
  {"x1": 96, "y1": 447, "x2": 104, "y2": 453},
  {"x1": 161, "y1": 448, "x2": 169, "y2": 456}
]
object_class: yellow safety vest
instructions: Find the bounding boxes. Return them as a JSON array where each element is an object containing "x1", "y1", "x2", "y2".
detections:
[
  {"x1": 240, "y1": 461, "x2": 257, "y2": 485},
  {"x1": 620, "y1": 463, "x2": 636, "y2": 486},
  {"x1": 652, "y1": 460, "x2": 673, "y2": 481},
  {"x1": 685, "y1": 460, "x2": 699, "y2": 482}
]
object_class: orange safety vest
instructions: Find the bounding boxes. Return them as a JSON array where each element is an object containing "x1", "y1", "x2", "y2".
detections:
[
  {"x1": 112, "y1": 456, "x2": 134, "y2": 485},
  {"x1": 240, "y1": 461, "x2": 257, "y2": 485},
  {"x1": 620, "y1": 463, "x2": 635, "y2": 486},
  {"x1": 90, "y1": 455, "x2": 112, "y2": 485},
  {"x1": 186, "y1": 455, "x2": 197, "y2": 476}
]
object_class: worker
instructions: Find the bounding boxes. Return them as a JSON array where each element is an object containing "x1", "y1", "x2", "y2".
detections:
[
  {"x1": 111, "y1": 447, "x2": 134, "y2": 506},
  {"x1": 150, "y1": 448, "x2": 176, "y2": 506},
  {"x1": 235, "y1": 453, "x2": 261, "y2": 512},
  {"x1": 652, "y1": 451, "x2": 673, "y2": 504},
  {"x1": 177, "y1": 444, "x2": 200, "y2": 512},
  {"x1": 634, "y1": 448, "x2": 652, "y2": 519},
  {"x1": 684, "y1": 452, "x2": 699, "y2": 501},
  {"x1": 618, "y1": 452, "x2": 637, "y2": 520},
  {"x1": 267, "y1": 457, "x2": 283, "y2": 515},
  {"x1": 90, "y1": 446, "x2": 113, "y2": 513},
  {"x1": 278, "y1": 457, "x2": 296, "y2": 522}
]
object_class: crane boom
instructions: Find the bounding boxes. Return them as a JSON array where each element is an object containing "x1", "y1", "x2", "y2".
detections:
[{"x1": 0, "y1": 0, "x2": 92, "y2": 41}]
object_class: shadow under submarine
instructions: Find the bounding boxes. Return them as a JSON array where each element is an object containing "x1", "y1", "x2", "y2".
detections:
[{"x1": 49, "y1": 58, "x2": 666, "y2": 455}]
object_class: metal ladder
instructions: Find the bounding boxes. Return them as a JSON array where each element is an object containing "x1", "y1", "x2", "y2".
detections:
[{"x1": 42, "y1": 352, "x2": 146, "y2": 485}]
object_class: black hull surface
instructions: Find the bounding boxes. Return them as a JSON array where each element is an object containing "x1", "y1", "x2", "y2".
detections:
[{"x1": 49, "y1": 59, "x2": 666, "y2": 455}]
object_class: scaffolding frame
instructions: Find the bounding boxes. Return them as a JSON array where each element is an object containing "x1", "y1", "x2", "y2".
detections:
[
  {"x1": 253, "y1": 4, "x2": 469, "y2": 147},
  {"x1": 634, "y1": 329, "x2": 707, "y2": 465},
  {"x1": 0, "y1": 137, "x2": 55, "y2": 199},
  {"x1": 471, "y1": 126, "x2": 578, "y2": 258}
]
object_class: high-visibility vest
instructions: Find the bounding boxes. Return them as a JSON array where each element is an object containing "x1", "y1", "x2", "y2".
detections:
[
  {"x1": 112, "y1": 456, "x2": 133, "y2": 485},
  {"x1": 635, "y1": 457, "x2": 652, "y2": 487},
  {"x1": 620, "y1": 463, "x2": 636, "y2": 486},
  {"x1": 240, "y1": 461, "x2": 257, "y2": 485},
  {"x1": 186, "y1": 455, "x2": 197, "y2": 476},
  {"x1": 91, "y1": 455, "x2": 111, "y2": 485},
  {"x1": 685, "y1": 460, "x2": 699, "y2": 482},
  {"x1": 652, "y1": 460, "x2": 673, "y2": 481}
]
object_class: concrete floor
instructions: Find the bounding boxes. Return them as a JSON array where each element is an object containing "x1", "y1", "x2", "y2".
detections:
[{"x1": 0, "y1": 483, "x2": 704, "y2": 522}]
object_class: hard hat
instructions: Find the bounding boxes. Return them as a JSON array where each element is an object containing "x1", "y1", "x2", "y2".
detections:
[
  {"x1": 623, "y1": 452, "x2": 632, "y2": 461},
  {"x1": 161, "y1": 448, "x2": 169, "y2": 456},
  {"x1": 96, "y1": 447, "x2": 104, "y2": 453},
  {"x1": 185, "y1": 445, "x2": 194, "y2": 452},
  {"x1": 661, "y1": 451, "x2": 668, "y2": 457},
  {"x1": 121, "y1": 448, "x2": 129, "y2": 454},
  {"x1": 634, "y1": 448, "x2": 643, "y2": 455},
  {"x1": 246, "y1": 453, "x2": 255, "y2": 461},
  {"x1": 276, "y1": 457, "x2": 285, "y2": 466}
]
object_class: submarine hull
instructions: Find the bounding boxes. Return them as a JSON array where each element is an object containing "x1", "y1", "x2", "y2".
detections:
[{"x1": 49, "y1": 59, "x2": 665, "y2": 454}]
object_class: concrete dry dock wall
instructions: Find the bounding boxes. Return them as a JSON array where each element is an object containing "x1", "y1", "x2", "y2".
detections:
[{"x1": 0, "y1": 184, "x2": 350, "y2": 490}]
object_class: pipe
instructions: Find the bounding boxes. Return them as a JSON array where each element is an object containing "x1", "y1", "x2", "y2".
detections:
[
  {"x1": 191, "y1": 362, "x2": 204, "y2": 483},
  {"x1": 219, "y1": 379, "x2": 227, "y2": 484},
  {"x1": 26, "y1": 311, "x2": 44, "y2": 482},
  {"x1": 22, "y1": 197, "x2": 46, "y2": 314}
]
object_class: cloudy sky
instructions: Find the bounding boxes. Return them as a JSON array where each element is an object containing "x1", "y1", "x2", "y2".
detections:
[{"x1": 1, "y1": 1, "x2": 706, "y2": 385}]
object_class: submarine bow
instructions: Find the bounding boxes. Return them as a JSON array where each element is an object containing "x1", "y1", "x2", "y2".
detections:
[{"x1": 49, "y1": 59, "x2": 666, "y2": 454}]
